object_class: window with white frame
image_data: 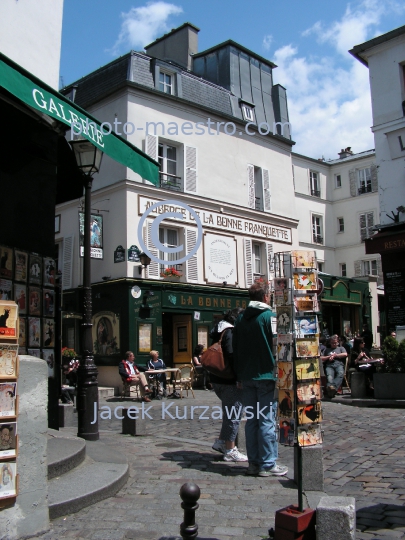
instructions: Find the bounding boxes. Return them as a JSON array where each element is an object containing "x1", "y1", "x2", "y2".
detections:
[
  {"x1": 337, "y1": 217, "x2": 344, "y2": 233},
  {"x1": 359, "y1": 211, "x2": 374, "y2": 242},
  {"x1": 340, "y1": 263, "x2": 347, "y2": 277},
  {"x1": 159, "y1": 71, "x2": 174, "y2": 94},
  {"x1": 362, "y1": 259, "x2": 378, "y2": 276},
  {"x1": 158, "y1": 143, "x2": 180, "y2": 189},
  {"x1": 247, "y1": 165, "x2": 271, "y2": 212},
  {"x1": 159, "y1": 227, "x2": 182, "y2": 275},
  {"x1": 358, "y1": 167, "x2": 372, "y2": 194},
  {"x1": 241, "y1": 104, "x2": 255, "y2": 122},
  {"x1": 310, "y1": 171, "x2": 320, "y2": 197},
  {"x1": 252, "y1": 242, "x2": 263, "y2": 277},
  {"x1": 312, "y1": 214, "x2": 323, "y2": 244},
  {"x1": 335, "y1": 174, "x2": 342, "y2": 188}
]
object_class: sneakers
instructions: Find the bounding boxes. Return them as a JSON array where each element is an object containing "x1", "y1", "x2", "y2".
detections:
[
  {"x1": 327, "y1": 385, "x2": 337, "y2": 398},
  {"x1": 212, "y1": 439, "x2": 226, "y2": 454},
  {"x1": 245, "y1": 464, "x2": 260, "y2": 475},
  {"x1": 258, "y1": 464, "x2": 288, "y2": 477},
  {"x1": 223, "y1": 447, "x2": 248, "y2": 462}
]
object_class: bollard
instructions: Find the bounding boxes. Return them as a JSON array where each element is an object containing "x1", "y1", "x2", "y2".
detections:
[{"x1": 179, "y1": 482, "x2": 200, "y2": 540}]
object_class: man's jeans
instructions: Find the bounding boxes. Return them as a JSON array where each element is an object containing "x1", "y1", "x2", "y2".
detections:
[
  {"x1": 325, "y1": 360, "x2": 345, "y2": 389},
  {"x1": 242, "y1": 380, "x2": 277, "y2": 469}
]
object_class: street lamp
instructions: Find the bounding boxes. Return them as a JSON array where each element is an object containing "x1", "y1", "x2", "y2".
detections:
[
  {"x1": 138, "y1": 252, "x2": 151, "y2": 276},
  {"x1": 70, "y1": 139, "x2": 103, "y2": 441}
]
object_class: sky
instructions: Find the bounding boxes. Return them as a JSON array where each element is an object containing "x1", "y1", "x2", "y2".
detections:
[{"x1": 60, "y1": 0, "x2": 405, "y2": 160}]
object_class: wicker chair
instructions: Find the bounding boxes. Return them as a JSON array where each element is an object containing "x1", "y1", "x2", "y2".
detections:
[
  {"x1": 121, "y1": 378, "x2": 140, "y2": 400},
  {"x1": 176, "y1": 364, "x2": 196, "y2": 398}
]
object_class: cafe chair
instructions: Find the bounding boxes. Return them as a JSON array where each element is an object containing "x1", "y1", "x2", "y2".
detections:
[
  {"x1": 176, "y1": 364, "x2": 195, "y2": 398},
  {"x1": 341, "y1": 356, "x2": 351, "y2": 395},
  {"x1": 121, "y1": 377, "x2": 140, "y2": 400}
]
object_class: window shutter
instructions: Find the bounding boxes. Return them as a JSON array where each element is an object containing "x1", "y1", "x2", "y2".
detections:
[
  {"x1": 244, "y1": 238, "x2": 253, "y2": 287},
  {"x1": 266, "y1": 243, "x2": 273, "y2": 279},
  {"x1": 185, "y1": 228, "x2": 198, "y2": 282},
  {"x1": 354, "y1": 260, "x2": 362, "y2": 277},
  {"x1": 144, "y1": 221, "x2": 159, "y2": 278},
  {"x1": 62, "y1": 235, "x2": 74, "y2": 290},
  {"x1": 359, "y1": 213, "x2": 367, "y2": 241},
  {"x1": 370, "y1": 164, "x2": 378, "y2": 193},
  {"x1": 184, "y1": 145, "x2": 197, "y2": 193},
  {"x1": 377, "y1": 258, "x2": 383, "y2": 286},
  {"x1": 262, "y1": 169, "x2": 271, "y2": 211},
  {"x1": 145, "y1": 134, "x2": 158, "y2": 161},
  {"x1": 247, "y1": 165, "x2": 255, "y2": 209},
  {"x1": 349, "y1": 169, "x2": 357, "y2": 197},
  {"x1": 366, "y1": 212, "x2": 374, "y2": 238}
]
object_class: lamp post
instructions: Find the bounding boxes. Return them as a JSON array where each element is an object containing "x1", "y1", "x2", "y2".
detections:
[
  {"x1": 139, "y1": 252, "x2": 151, "y2": 276},
  {"x1": 70, "y1": 139, "x2": 103, "y2": 441}
]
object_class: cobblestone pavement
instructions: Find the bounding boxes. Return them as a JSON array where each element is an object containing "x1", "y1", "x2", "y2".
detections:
[{"x1": 36, "y1": 391, "x2": 405, "y2": 540}]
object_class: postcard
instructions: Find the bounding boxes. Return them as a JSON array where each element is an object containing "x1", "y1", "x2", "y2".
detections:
[
  {"x1": 274, "y1": 288, "x2": 292, "y2": 306},
  {"x1": 298, "y1": 424, "x2": 323, "y2": 447},
  {"x1": 28, "y1": 318, "x2": 41, "y2": 348},
  {"x1": 42, "y1": 349, "x2": 55, "y2": 377},
  {"x1": 296, "y1": 337, "x2": 319, "y2": 358},
  {"x1": 14, "y1": 250, "x2": 28, "y2": 282},
  {"x1": 0, "y1": 301, "x2": 18, "y2": 339},
  {"x1": 0, "y1": 247, "x2": 13, "y2": 279},
  {"x1": 294, "y1": 295, "x2": 319, "y2": 313},
  {"x1": 278, "y1": 362, "x2": 294, "y2": 390},
  {"x1": 276, "y1": 334, "x2": 293, "y2": 362},
  {"x1": 43, "y1": 319, "x2": 55, "y2": 348},
  {"x1": 279, "y1": 418, "x2": 295, "y2": 446},
  {"x1": 0, "y1": 422, "x2": 17, "y2": 458},
  {"x1": 276, "y1": 306, "x2": 292, "y2": 334},
  {"x1": 18, "y1": 318, "x2": 26, "y2": 348},
  {"x1": 14, "y1": 284, "x2": 27, "y2": 315},
  {"x1": 278, "y1": 389, "x2": 294, "y2": 418},
  {"x1": 292, "y1": 250, "x2": 316, "y2": 269},
  {"x1": 297, "y1": 380, "x2": 322, "y2": 403},
  {"x1": 295, "y1": 315, "x2": 319, "y2": 338},
  {"x1": 28, "y1": 287, "x2": 41, "y2": 316},
  {"x1": 43, "y1": 289, "x2": 55, "y2": 317},
  {"x1": 27, "y1": 349, "x2": 41, "y2": 358},
  {"x1": 0, "y1": 344, "x2": 18, "y2": 379},
  {"x1": 293, "y1": 272, "x2": 317, "y2": 290},
  {"x1": 295, "y1": 358, "x2": 321, "y2": 381},
  {"x1": 0, "y1": 280, "x2": 12, "y2": 301},
  {"x1": 43, "y1": 257, "x2": 56, "y2": 287},
  {"x1": 0, "y1": 462, "x2": 17, "y2": 498},
  {"x1": 0, "y1": 383, "x2": 17, "y2": 417},
  {"x1": 297, "y1": 402, "x2": 322, "y2": 425}
]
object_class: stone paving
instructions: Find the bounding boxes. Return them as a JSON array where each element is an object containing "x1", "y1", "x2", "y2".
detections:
[{"x1": 35, "y1": 390, "x2": 405, "y2": 540}]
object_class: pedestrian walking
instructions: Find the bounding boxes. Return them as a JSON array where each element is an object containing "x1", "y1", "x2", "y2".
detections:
[{"x1": 232, "y1": 282, "x2": 288, "y2": 477}]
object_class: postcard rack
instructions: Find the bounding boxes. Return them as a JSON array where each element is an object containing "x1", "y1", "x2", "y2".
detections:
[
  {"x1": 0, "y1": 300, "x2": 20, "y2": 507},
  {"x1": 273, "y1": 250, "x2": 322, "y2": 511}
]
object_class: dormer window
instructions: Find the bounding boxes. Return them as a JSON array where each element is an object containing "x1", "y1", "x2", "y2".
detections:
[
  {"x1": 241, "y1": 103, "x2": 255, "y2": 122},
  {"x1": 159, "y1": 71, "x2": 173, "y2": 94}
]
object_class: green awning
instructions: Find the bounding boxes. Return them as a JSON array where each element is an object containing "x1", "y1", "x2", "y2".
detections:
[{"x1": 0, "y1": 53, "x2": 159, "y2": 185}]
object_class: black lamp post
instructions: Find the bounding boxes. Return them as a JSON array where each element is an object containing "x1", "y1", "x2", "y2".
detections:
[
  {"x1": 139, "y1": 252, "x2": 151, "y2": 276},
  {"x1": 70, "y1": 139, "x2": 103, "y2": 441}
]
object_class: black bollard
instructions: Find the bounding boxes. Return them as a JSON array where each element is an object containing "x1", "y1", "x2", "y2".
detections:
[{"x1": 179, "y1": 482, "x2": 200, "y2": 539}]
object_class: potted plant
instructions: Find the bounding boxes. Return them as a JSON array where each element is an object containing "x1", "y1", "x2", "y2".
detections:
[
  {"x1": 374, "y1": 337, "x2": 405, "y2": 399},
  {"x1": 61, "y1": 347, "x2": 78, "y2": 362},
  {"x1": 160, "y1": 267, "x2": 182, "y2": 281}
]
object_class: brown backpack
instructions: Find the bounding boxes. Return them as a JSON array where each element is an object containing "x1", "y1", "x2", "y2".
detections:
[{"x1": 200, "y1": 330, "x2": 235, "y2": 379}]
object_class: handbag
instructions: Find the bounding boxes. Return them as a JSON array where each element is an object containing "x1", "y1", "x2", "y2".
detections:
[{"x1": 200, "y1": 330, "x2": 235, "y2": 379}]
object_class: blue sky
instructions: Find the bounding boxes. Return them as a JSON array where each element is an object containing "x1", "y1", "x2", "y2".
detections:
[{"x1": 61, "y1": 0, "x2": 405, "y2": 159}]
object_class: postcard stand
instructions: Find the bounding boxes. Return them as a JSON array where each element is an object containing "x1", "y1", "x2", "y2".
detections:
[{"x1": 273, "y1": 250, "x2": 322, "y2": 512}]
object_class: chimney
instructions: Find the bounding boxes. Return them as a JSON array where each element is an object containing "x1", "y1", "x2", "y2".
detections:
[
  {"x1": 144, "y1": 22, "x2": 199, "y2": 70},
  {"x1": 338, "y1": 147, "x2": 354, "y2": 159}
]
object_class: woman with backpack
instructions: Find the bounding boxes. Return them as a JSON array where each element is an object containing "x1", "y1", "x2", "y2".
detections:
[{"x1": 209, "y1": 308, "x2": 248, "y2": 462}]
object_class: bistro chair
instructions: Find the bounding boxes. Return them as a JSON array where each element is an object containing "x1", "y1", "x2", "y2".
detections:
[
  {"x1": 121, "y1": 378, "x2": 140, "y2": 400},
  {"x1": 341, "y1": 356, "x2": 351, "y2": 394},
  {"x1": 176, "y1": 364, "x2": 195, "y2": 398}
]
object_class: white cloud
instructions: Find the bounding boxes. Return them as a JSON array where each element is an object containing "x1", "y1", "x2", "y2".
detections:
[
  {"x1": 110, "y1": 1, "x2": 183, "y2": 55},
  {"x1": 262, "y1": 34, "x2": 273, "y2": 51}
]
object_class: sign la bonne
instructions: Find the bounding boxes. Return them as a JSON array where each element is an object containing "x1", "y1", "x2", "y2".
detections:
[{"x1": 138, "y1": 196, "x2": 292, "y2": 243}]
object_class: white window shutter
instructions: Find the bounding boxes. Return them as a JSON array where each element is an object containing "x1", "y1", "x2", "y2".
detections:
[
  {"x1": 354, "y1": 260, "x2": 362, "y2": 277},
  {"x1": 244, "y1": 238, "x2": 253, "y2": 287},
  {"x1": 349, "y1": 169, "x2": 357, "y2": 197},
  {"x1": 62, "y1": 235, "x2": 74, "y2": 290},
  {"x1": 366, "y1": 212, "x2": 374, "y2": 237},
  {"x1": 262, "y1": 169, "x2": 271, "y2": 211},
  {"x1": 247, "y1": 165, "x2": 255, "y2": 209},
  {"x1": 145, "y1": 134, "x2": 158, "y2": 161},
  {"x1": 370, "y1": 164, "x2": 378, "y2": 193},
  {"x1": 359, "y1": 213, "x2": 367, "y2": 241},
  {"x1": 184, "y1": 146, "x2": 197, "y2": 193},
  {"x1": 266, "y1": 243, "x2": 273, "y2": 279},
  {"x1": 144, "y1": 221, "x2": 159, "y2": 278},
  {"x1": 185, "y1": 228, "x2": 198, "y2": 282}
]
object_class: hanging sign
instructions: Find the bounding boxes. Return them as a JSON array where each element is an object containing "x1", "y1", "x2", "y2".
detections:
[
  {"x1": 128, "y1": 245, "x2": 141, "y2": 262},
  {"x1": 114, "y1": 245, "x2": 125, "y2": 263}
]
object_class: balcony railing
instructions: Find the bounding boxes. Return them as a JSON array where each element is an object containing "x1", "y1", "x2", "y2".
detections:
[
  {"x1": 311, "y1": 189, "x2": 321, "y2": 197},
  {"x1": 313, "y1": 234, "x2": 323, "y2": 244},
  {"x1": 358, "y1": 185, "x2": 372, "y2": 195},
  {"x1": 159, "y1": 172, "x2": 182, "y2": 191}
]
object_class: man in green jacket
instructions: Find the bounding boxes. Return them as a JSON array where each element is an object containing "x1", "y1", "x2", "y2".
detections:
[{"x1": 233, "y1": 282, "x2": 288, "y2": 477}]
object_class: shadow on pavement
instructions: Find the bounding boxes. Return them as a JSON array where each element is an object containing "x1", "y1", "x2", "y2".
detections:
[{"x1": 357, "y1": 502, "x2": 405, "y2": 532}]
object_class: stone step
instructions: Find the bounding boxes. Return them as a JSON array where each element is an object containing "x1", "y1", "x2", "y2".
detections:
[
  {"x1": 48, "y1": 438, "x2": 128, "y2": 519},
  {"x1": 47, "y1": 430, "x2": 85, "y2": 479},
  {"x1": 98, "y1": 386, "x2": 115, "y2": 399}
]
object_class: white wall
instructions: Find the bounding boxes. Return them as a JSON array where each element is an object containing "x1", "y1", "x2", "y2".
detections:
[{"x1": 0, "y1": 0, "x2": 64, "y2": 88}]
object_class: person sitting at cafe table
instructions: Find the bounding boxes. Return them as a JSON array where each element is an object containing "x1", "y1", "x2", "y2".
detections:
[
  {"x1": 118, "y1": 351, "x2": 152, "y2": 402},
  {"x1": 320, "y1": 334, "x2": 347, "y2": 398},
  {"x1": 351, "y1": 337, "x2": 383, "y2": 392},
  {"x1": 147, "y1": 350, "x2": 167, "y2": 396}
]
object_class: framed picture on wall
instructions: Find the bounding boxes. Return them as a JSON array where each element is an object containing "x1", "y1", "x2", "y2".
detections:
[
  {"x1": 42, "y1": 318, "x2": 55, "y2": 348},
  {"x1": 43, "y1": 289, "x2": 55, "y2": 317},
  {"x1": 14, "y1": 250, "x2": 28, "y2": 282},
  {"x1": 43, "y1": 257, "x2": 56, "y2": 287},
  {"x1": 138, "y1": 323, "x2": 152, "y2": 353},
  {"x1": 0, "y1": 279, "x2": 12, "y2": 301},
  {"x1": 28, "y1": 254, "x2": 42, "y2": 285},
  {"x1": 28, "y1": 317, "x2": 41, "y2": 348},
  {"x1": 0, "y1": 246, "x2": 13, "y2": 279},
  {"x1": 0, "y1": 462, "x2": 17, "y2": 498},
  {"x1": 28, "y1": 287, "x2": 41, "y2": 316},
  {"x1": 14, "y1": 284, "x2": 27, "y2": 315}
]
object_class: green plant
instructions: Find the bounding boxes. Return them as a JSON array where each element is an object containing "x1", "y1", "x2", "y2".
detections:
[
  {"x1": 396, "y1": 339, "x2": 405, "y2": 373},
  {"x1": 381, "y1": 336, "x2": 400, "y2": 373},
  {"x1": 61, "y1": 347, "x2": 77, "y2": 359}
]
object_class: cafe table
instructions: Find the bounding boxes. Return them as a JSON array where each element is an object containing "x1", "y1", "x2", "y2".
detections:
[{"x1": 145, "y1": 368, "x2": 180, "y2": 395}]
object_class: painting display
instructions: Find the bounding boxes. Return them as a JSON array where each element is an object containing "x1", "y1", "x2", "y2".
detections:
[
  {"x1": 278, "y1": 362, "x2": 293, "y2": 390},
  {"x1": 276, "y1": 334, "x2": 293, "y2": 362},
  {"x1": 294, "y1": 295, "x2": 319, "y2": 313},
  {"x1": 14, "y1": 251, "x2": 28, "y2": 283},
  {"x1": 28, "y1": 254, "x2": 42, "y2": 285},
  {"x1": 14, "y1": 284, "x2": 26, "y2": 315},
  {"x1": 278, "y1": 390, "x2": 294, "y2": 418},
  {"x1": 18, "y1": 319, "x2": 26, "y2": 349},
  {"x1": 43, "y1": 289, "x2": 55, "y2": 317},
  {"x1": 273, "y1": 277, "x2": 291, "y2": 306},
  {"x1": 296, "y1": 380, "x2": 322, "y2": 403},
  {"x1": 297, "y1": 402, "x2": 322, "y2": 425},
  {"x1": 0, "y1": 462, "x2": 17, "y2": 499},
  {"x1": 279, "y1": 418, "x2": 295, "y2": 446},
  {"x1": 295, "y1": 316, "x2": 319, "y2": 338},
  {"x1": 28, "y1": 287, "x2": 41, "y2": 317},
  {"x1": 292, "y1": 250, "x2": 316, "y2": 268},
  {"x1": 297, "y1": 424, "x2": 323, "y2": 447},
  {"x1": 293, "y1": 272, "x2": 317, "y2": 290},
  {"x1": 0, "y1": 383, "x2": 17, "y2": 417},
  {"x1": 0, "y1": 422, "x2": 17, "y2": 458},
  {"x1": 0, "y1": 345, "x2": 18, "y2": 379},
  {"x1": 276, "y1": 306, "x2": 292, "y2": 334},
  {"x1": 43, "y1": 258, "x2": 56, "y2": 287},
  {"x1": 295, "y1": 358, "x2": 321, "y2": 381},
  {"x1": 296, "y1": 337, "x2": 319, "y2": 358},
  {"x1": 28, "y1": 318, "x2": 40, "y2": 348},
  {"x1": 0, "y1": 280, "x2": 12, "y2": 301},
  {"x1": 0, "y1": 302, "x2": 18, "y2": 339},
  {"x1": 0, "y1": 247, "x2": 13, "y2": 279},
  {"x1": 92, "y1": 312, "x2": 120, "y2": 356}
]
